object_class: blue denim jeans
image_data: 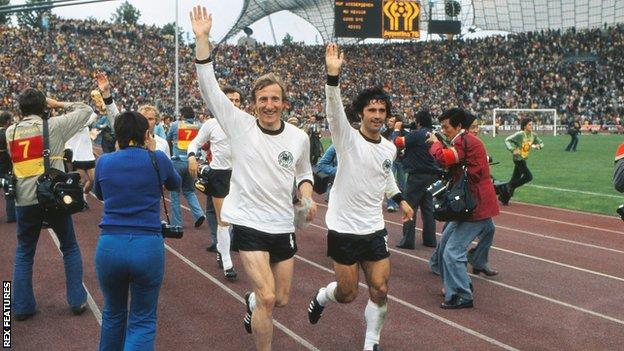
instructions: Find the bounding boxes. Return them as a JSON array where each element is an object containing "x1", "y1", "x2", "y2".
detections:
[
  {"x1": 470, "y1": 223, "x2": 495, "y2": 270},
  {"x1": 170, "y1": 159, "x2": 204, "y2": 226},
  {"x1": 13, "y1": 205, "x2": 87, "y2": 314},
  {"x1": 95, "y1": 234, "x2": 164, "y2": 351},
  {"x1": 429, "y1": 218, "x2": 495, "y2": 301}
]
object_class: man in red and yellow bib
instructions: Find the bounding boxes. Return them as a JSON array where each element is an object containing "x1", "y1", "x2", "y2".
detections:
[{"x1": 6, "y1": 89, "x2": 93, "y2": 321}]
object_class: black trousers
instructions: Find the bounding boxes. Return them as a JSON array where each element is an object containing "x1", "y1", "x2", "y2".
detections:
[
  {"x1": 565, "y1": 133, "x2": 579, "y2": 151},
  {"x1": 400, "y1": 173, "x2": 437, "y2": 247},
  {"x1": 508, "y1": 159, "x2": 533, "y2": 195}
]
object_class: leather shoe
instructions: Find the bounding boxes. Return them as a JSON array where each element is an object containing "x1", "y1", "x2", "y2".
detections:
[
  {"x1": 206, "y1": 244, "x2": 217, "y2": 252},
  {"x1": 396, "y1": 243, "x2": 415, "y2": 250},
  {"x1": 473, "y1": 267, "x2": 499, "y2": 276},
  {"x1": 422, "y1": 242, "x2": 437, "y2": 248},
  {"x1": 194, "y1": 215, "x2": 206, "y2": 228},
  {"x1": 15, "y1": 311, "x2": 37, "y2": 321},
  {"x1": 440, "y1": 295, "x2": 473, "y2": 309},
  {"x1": 71, "y1": 302, "x2": 88, "y2": 315}
]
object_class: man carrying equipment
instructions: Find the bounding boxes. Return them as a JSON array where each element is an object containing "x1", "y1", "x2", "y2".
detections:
[
  {"x1": 307, "y1": 44, "x2": 413, "y2": 351},
  {"x1": 191, "y1": 6, "x2": 316, "y2": 351},
  {"x1": 187, "y1": 87, "x2": 244, "y2": 280}
]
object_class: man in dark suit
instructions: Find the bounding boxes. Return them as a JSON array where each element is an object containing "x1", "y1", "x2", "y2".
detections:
[{"x1": 392, "y1": 111, "x2": 438, "y2": 248}]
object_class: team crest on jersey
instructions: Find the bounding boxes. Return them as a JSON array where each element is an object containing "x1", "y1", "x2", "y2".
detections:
[
  {"x1": 278, "y1": 151, "x2": 294, "y2": 168},
  {"x1": 382, "y1": 159, "x2": 392, "y2": 175}
]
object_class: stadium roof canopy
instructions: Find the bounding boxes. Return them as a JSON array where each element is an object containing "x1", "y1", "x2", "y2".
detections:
[
  {"x1": 220, "y1": 0, "x2": 624, "y2": 43},
  {"x1": 473, "y1": 0, "x2": 624, "y2": 33}
]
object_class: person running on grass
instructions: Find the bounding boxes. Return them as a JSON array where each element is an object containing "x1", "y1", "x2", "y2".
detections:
[
  {"x1": 191, "y1": 6, "x2": 316, "y2": 351},
  {"x1": 307, "y1": 43, "x2": 413, "y2": 351},
  {"x1": 499, "y1": 117, "x2": 544, "y2": 205}
]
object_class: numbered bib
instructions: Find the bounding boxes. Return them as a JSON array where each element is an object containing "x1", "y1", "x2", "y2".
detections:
[
  {"x1": 177, "y1": 122, "x2": 199, "y2": 151},
  {"x1": 10, "y1": 135, "x2": 44, "y2": 178}
]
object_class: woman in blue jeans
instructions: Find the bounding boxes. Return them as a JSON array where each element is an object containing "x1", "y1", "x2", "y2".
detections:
[{"x1": 94, "y1": 111, "x2": 181, "y2": 350}]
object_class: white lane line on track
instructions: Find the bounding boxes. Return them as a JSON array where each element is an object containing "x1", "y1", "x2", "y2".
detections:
[
  {"x1": 170, "y1": 199, "x2": 517, "y2": 350},
  {"x1": 524, "y1": 184, "x2": 621, "y2": 199},
  {"x1": 512, "y1": 201, "x2": 618, "y2": 219},
  {"x1": 164, "y1": 244, "x2": 320, "y2": 351},
  {"x1": 499, "y1": 211, "x2": 624, "y2": 236},
  {"x1": 307, "y1": 223, "x2": 624, "y2": 326},
  {"x1": 47, "y1": 229, "x2": 103, "y2": 326},
  {"x1": 379, "y1": 218, "x2": 624, "y2": 283},
  {"x1": 295, "y1": 254, "x2": 520, "y2": 351},
  {"x1": 492, "y1": 224, "x2": 624, "y2": 255},
  {"x1": 91, "y1": 194, "x2": 319, "y2": 350}
]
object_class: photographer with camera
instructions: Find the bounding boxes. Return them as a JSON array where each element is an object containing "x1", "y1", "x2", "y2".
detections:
[
  {"x1": 0, "y1": 111, "x2": 16, "y2": 223},
  {"x1": 427, "y1": 108, "x2": 499, "y2": 309},
  {"x1": 93, "y1": 111, "x2": 181, "y2": 350},
  {"x1": 6, "y1": 89, "x2": 93, "y2": 321},
  {"x1": 392, "y1": 110, "x2": 438, "y2": 249}
]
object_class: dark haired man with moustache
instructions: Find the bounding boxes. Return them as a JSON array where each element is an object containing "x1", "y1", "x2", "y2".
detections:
[{"x1": 307, "y1": 44, "x2": 413, "y2": 351}]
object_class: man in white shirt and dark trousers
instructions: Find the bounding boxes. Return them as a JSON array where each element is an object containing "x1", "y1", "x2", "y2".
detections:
[
  {"x1": 307, "y1": 44, "x2": 413, "y2": 351},
  {"x1": 187, "y1": 87, "x2": 244, "y2": 280},
  {"x1": 191, "y1": 6, "x2": 316, "y2": 351}
]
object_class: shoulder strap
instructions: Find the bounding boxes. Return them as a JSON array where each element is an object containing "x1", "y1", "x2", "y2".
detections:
[
  {"x1": 42, "y1": 118, "x2": 51, "y2": 171},
  {"x1": 148, "y1": 150, "x2": 171, "y2": 224}
]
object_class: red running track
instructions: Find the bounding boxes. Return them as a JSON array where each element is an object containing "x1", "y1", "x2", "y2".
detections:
[{"x1": 1, "y1": 193, "x2": 623, "y2": 350}]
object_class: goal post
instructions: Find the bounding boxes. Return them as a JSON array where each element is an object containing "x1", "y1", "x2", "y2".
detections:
[{"x1": 492, "y1": 108, "x2": 559, "y2": 137}]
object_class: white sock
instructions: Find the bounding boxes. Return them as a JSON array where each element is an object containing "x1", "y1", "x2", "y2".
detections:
[
  {"x1": 364, "y1": 300, "x2": 387, "y2": 350},
  {"x1": 316, "y1": 281, "x2": 338, "y2": 306},
  {"x1": 216, "y1": 225, "x2": 232, "y2": 270},
  {"x1": 249, "y1": 292, "x2": 257, "y2": 312}
]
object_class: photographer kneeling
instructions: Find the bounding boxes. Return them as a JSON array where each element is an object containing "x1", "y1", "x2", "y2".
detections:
[
  {"x1": 93, "y1": 111, "x2": 181, "y2": 350},
  {"x1": 7, "y1": 89, "x2": 93, "y2": 321}
]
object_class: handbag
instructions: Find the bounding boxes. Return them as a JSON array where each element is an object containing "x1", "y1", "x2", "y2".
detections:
[
  {"x1": 35, "y1": 118, "x2": 84, "y2": 215},
  {"x1": 431, "y1": 134, "x2": 477, "y2": 221}
]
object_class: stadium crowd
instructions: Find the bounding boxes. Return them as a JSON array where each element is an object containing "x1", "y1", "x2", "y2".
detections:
[{"x1": 1, "y1": 17, "x2": 624, "y2": 127}]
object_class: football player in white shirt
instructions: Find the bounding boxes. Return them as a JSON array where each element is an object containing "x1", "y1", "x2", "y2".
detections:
[
  {"x1": 191, "y1": 6, "x2": 316, "y2": 351},
  {"x1": 307, "y1": 44, "x2": 413, "y2": 351},
  {"x1": 187, "y1": 87, "x2": 244, "y2": 281}
]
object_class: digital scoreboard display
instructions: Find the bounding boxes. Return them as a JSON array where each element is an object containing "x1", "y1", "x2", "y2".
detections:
[{"x1": 334, "y1": 1, "x2": 421, "y2": 39}]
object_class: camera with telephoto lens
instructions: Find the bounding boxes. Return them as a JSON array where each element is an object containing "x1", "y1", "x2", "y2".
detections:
[
  {"x1": 0, "y1": 173, "x2": 17, "y2": 197},
  {"x1": 427, "y1": 179, "x2": 448, "y2": 197},
  {"x1": 161, "y1": 221, "x2": 183, "y2": 239},
  {"x1": 617, "y1": 205, "x2": 624, "y2": 221}
]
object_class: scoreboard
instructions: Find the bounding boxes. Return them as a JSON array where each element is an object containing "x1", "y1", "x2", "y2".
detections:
[{"x1": 334, "y1": 0, "x2": 421, "y2": 39}]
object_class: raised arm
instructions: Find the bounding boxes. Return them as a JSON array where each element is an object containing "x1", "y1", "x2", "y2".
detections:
[
  {"x1": 47, "y1": 98, "x2": 94, "y2": 143},
  {"x1": 97, "y1": 72, "x2": 119, "y2": 130},
  {"x1": 191, "y1": 5, "x2": 249, "y2": 137},
  {"x1": 325, "y1": 43, "x2": 355, "y2": 152}
]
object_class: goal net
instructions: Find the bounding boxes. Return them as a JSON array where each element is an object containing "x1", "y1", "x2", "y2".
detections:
[{"x1": 491, "y1": 109, "x2": 561, "y2": 137}]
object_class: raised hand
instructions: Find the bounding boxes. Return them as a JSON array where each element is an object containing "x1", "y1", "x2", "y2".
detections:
[
  {"x1": 325, "y1": 43, "x2": 344, "y2": 76},
  {"x1": 96, "y1": 72, "x2": 111, "y2": 98},
  {"x1": 190, "y1": 5, "x2": 212, "y2": 38},
  {"x1": 46, "y1": 97, "x2": 62, "y2": 109}
]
